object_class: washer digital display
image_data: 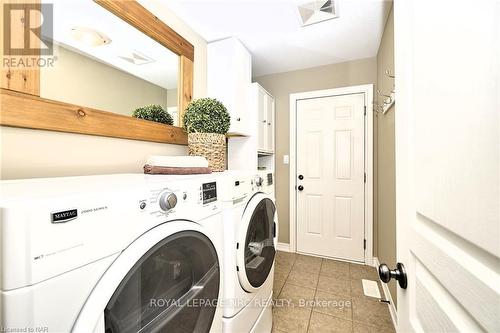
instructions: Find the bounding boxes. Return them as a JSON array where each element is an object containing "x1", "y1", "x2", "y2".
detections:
[{"x1": 202, "y1": 182, "x2": 217, "y2": 204}]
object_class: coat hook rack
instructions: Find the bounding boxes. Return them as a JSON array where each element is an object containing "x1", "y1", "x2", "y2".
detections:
[
  {"x1": 373, "y1": 102, "x2": 383, "y2": 114},
  {"x1": 377, "y1": 89, "x2": 393, "y2": 104},
  {"x1": 375, "y1": 70, "x2": 396, "y2": 114}
]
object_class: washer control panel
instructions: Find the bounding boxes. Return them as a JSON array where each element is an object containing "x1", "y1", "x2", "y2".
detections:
[
  {"x1": 202, "y1": 182, "x2": 217, "y2": 204},
  {"x1": 158, "y1": 191, "x2": 178, "y2": 211},
  {"x1": 146, "y1": 178, "x2": 220, "y2": 220},
  {"x1": 254, "y1": 176, "x2": 264, "y2": 187}
]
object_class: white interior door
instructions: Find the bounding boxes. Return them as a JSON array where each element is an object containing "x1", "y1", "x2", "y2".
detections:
[
  {"x1": 394, "y1": 1, "x2": 499, "y2": 332},
  {"x1": 296, "y1": 93, "x2": 365, "y2": 262}
]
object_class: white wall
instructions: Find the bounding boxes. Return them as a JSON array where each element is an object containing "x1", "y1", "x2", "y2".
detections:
[{"x1": 0, "y1": 0, "x2": 207, "y2": 180}]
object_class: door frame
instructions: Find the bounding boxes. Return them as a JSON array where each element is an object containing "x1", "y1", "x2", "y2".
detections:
[{"x1": 289, "y1": 84, "x2": 374, "y2": 264}]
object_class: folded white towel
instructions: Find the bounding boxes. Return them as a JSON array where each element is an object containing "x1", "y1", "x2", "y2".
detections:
[{"x1": 146, "y1": 155, "x2": 209, "y2": 168}]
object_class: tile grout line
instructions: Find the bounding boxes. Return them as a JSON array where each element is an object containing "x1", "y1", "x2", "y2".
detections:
[
  {"x1": 318, "y1": 259, "x2": 355, "y2": 331},
  {"x1": 305, "y1": 259, "x2": 323, "y2": 333},
  {"x1": 276, "y1": 255, "x2": 296, "y2": 299},
  {"x1": 348, "y1": 264, "x2": 355, "y2": 323}
]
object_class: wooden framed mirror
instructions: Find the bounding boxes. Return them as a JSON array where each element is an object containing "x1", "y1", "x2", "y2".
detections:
[{"x1": 0, "y1": 0, "x2": 193, "y2": 145}]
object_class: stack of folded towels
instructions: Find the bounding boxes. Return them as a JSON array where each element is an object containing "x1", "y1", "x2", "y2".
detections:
[{"x1": 143, "y1": 155, "x2": 212, "y2": 175}]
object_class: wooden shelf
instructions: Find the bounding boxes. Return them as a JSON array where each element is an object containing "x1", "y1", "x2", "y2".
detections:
[{"x1": 0, "y1": 89, "x2": 188, "y2": 145}]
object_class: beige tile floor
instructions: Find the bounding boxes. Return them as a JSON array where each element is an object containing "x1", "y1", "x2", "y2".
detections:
[{"x1": 272, "y1": 251, "x2": 395, "y2": 333}]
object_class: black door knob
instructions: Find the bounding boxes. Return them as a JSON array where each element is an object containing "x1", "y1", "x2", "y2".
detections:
[
  {"x1": 378, "y1": 263, "x2": 408, "y2": 289},
  {"x1": 297, "y1": 185, "x2": 304, "y2": 191},
  {"x1": 298, "y1": 175, "x2": 304, "y2": 180}
]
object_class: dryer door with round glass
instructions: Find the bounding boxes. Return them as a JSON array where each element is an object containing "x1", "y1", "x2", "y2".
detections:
[
  {"x1": 236, "y1": 193, "x2": 277, "y2": 292},
  {"x1": 73, "y1": 222, "x2": 220, "y2": 333}
]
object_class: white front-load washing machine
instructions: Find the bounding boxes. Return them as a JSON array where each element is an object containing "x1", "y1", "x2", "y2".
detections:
[
  {"x1": 0, "y1": 174, "x2": 224, "y2": 333},
  {"x1": 217, "y1": 172, "x2": 277, "y2": 333}
]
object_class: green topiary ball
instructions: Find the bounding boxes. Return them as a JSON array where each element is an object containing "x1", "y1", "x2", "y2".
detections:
[
  {"x1": 183, "y1": 98, "x2": 230, "y2": 134},
  {"x1": 132, "y1": 104, "x2": 174, "y2": 126}
]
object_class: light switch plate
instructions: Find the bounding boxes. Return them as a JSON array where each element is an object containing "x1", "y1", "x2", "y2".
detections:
[{"x1": 283, "y1": 155, "x2": 289, "y2": 164}]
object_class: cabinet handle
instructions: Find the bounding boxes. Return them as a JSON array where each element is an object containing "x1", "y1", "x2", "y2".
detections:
[
  {"x1": 236, "y1": 117, "x2": 241, "y2": 121},
  {"x1": 268, "y1": 122, "x2": 271, "y2": 125},
  {"x1": 262, "y1": 120, "x2": 267, "y2": 123}
]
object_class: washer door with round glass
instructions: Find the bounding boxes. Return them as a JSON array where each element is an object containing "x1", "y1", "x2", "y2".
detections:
[
  {"x1": 73, "y1": 222, "x2": 220, "y2": 333},
  {"x1": 236, "y1": 193, "x2": 277, "y2": 292}
]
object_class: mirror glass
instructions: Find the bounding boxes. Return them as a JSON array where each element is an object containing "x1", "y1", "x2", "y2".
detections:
[{"x1": 40, "y1": 0, "x2": 180, "y2": 126}]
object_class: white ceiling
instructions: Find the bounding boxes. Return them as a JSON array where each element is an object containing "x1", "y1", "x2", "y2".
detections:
[
  {"x1": 162, "y1": 0, "x2": 392, "y2": 77},
  {"x1": 46, "y1": 0, "x2": 178, "y2": 89}
]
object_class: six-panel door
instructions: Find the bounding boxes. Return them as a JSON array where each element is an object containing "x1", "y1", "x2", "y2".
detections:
[{"x1": 296, "y1": 93, "x2": 365, "y2": 262}]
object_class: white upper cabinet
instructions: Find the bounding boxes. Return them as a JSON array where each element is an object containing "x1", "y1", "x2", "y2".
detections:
[
  {"x1": 207, "y1": 37, "x2": 252, "y2": 136},
  {"x1": 252, "y1": 83, "x2": 275, "y2": 154}
]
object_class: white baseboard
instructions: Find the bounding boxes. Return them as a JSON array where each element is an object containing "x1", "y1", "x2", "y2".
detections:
[
  {"x1": 276, "y1": 242, "x2": 291, "y2": 252},
  {"x1": 373, "y1": 257, "x2": 398, "y2": 330}
]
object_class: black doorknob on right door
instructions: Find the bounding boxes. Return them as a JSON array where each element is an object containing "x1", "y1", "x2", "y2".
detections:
[
  {"x1": 378, "y1": 263, "x2": 408, "y2": 289},
  {"x1": 298, "y1": 174, "x2": 304, "y2": 180},
  {"x1": 298, "y1": 185, "x2": 304, "y2": 191}
]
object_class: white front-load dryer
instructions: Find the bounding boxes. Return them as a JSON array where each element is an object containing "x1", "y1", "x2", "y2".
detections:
[
  {"x1": 217, "y1": 172, "x2": 278, "y2": 333},
  {"x1": 0, "y1": 174, "x2": 224, "y2": 333}
]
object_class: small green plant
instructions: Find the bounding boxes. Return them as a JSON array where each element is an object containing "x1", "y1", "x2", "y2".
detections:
[
  {"x1": 132, "y1": 104, "x2": 173, "y2": 125},
  {"x1": 183, "y1": 98, "x2": 230, "y2": 134}
]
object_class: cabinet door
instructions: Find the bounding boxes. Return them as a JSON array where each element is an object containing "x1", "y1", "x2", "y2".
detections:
[
  {"x1": 266, "y1": 96, "x2": 275, "y2": 152},
  {"x1": 207, "y1": 41, "x2": 235, "y2": 129},
  {"x1": 208, "y1": 38, "x2": 251, "y2": 136},
  {"x1": 232, "y1": 44, "x2": 251, "y2": 135},
  {"x1": 257, "y1": 89, "x2": 267, "y2": 151}
]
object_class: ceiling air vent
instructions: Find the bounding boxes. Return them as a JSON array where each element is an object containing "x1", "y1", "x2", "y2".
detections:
[
  {"x1": 118, "y1": 51, "x2": 155, "y2": 65},
  {"x1": 298, "y1": 0, "x2": 339, "y2": 27}
]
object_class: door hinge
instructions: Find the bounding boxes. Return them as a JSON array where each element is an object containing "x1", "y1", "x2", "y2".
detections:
[
  {"x1": 364, "y1": 106, "x2": 367, "y2": 116},
  {"x1": 363, "y1": 239, "x2": 367, "y2": 250},
  {"x1": 364, "y1": 173, "x2": 366, "y2": 183}
]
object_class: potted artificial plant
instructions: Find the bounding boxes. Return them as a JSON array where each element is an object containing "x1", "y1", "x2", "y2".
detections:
[
  {"x1": 132, "y1": 104, "x2": 174, "y2": 125},
  {"x1": 183, "y1": 98, "x2": 230, "y2": 172}
]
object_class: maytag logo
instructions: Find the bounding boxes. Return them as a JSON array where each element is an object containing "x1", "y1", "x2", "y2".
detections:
[{"x1": 51, "y1": 209, "x2": 78, "y2": 223}]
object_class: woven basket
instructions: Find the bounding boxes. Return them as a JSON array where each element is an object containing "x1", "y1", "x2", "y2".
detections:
[{"x1": 188, "y1": 133, "x2": 226, "y2": 172}]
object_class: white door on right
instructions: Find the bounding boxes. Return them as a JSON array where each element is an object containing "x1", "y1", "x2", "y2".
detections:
[
  {"x1": 394, "y1": 0, "x2": 499, "y2": 332},
  {"x1": 296, "y1": 93, "x2": 365, "y2": 262}
]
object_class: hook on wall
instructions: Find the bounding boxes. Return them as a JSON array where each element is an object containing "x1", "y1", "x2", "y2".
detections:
[
  {"x1": 377, "y1": 89, "x2": 393, "y2": 104},
  {"x1": 372, "y1": 102, "x2": 383, "y2": 114},
  {"x1": 375, "y1": 70, "x2": 396, "y2": 114}
]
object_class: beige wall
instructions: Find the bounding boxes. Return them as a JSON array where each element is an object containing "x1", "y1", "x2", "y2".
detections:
[
  {"x1": 254, "y1": 57, "x2": 377, "y2": 244},
  {"x1": 0, "y1": 1, "x2": 206, "y2": 180},
  {"x1": 376, "y1": 5, "x2": 397, "y2": 306},
  {"x1": 167, "y1": 89, "x2": 178, "y2": 108},
  {"x1": 41, "y1": 46, "x2": 171, "y2": 116}
]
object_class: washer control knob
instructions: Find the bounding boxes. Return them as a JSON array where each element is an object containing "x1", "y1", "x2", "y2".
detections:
[
  {"x1": 255, "y1": 176, "x2": 264, "y2": 187},
  {"x1": 159, "y1": 192, "x2": 178, "y2": 211}
]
